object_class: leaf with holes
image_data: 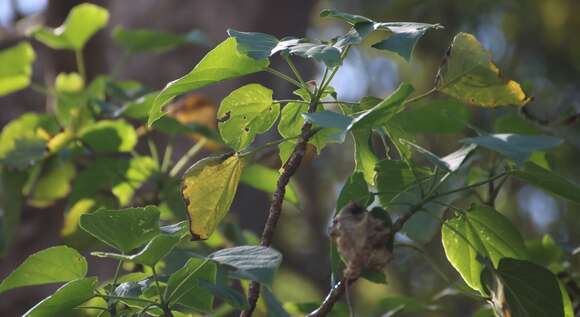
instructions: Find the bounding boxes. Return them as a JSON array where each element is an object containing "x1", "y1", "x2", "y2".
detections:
[{"x1": 217, "y1": 84, "x2": 279, "y2": 151}]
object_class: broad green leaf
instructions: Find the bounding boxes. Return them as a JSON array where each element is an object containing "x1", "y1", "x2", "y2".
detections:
[
  {"x1": 91, "y1": 225, "x2": 187, "y2": 267},
  {"x1": 148, "y1": 37, "x2": 269, "y2": 126},
  {"x1": 165, "y1": 257, "x2": 216, "y2": 310},
  {"x1": 352, "y1": 129, "x2": 379, "y2": 185},
  {"x1": 0, "y1": 113, "x2": 58, "y2": 170},
  {"x1": 0, "y1": 42, "x2": 36, "y2": 96},
  {"x1": 79, "y1": 120, "x2": 138, "y2": 153},
  {"x1": 435, "y1": 33, "x2": 530, "y2": 107},
  {"x1": 348, "y1": 83, "x2": 414, "y2": 130},
  {"x1": 240, "y1": 164, "x2": 299, "y2": 205},
  {"x1": 119, "y1": 91, "x2": 158, "y2": 119},
  {"x1": 113, "y1": 26, "x2": 206, "y2": 54},
  {"x1": 511, "y1": 162, "x2": 580, "y2": 203},
  {"x1": 0, "y1": 246, "x2": 87, "y2": 294},
  {"x1": 31, "y1": 3, "x2": 109, "y2": 50},
  {"x1": 375, "y1": 159, "x2": 427, "y2": 207},
  {"x1": 23, "y1": 277, "x2": 97, "y2": 317},
  {"x1": 228, "y1": 29, "x2": 342, "y2": 67},
  {"x1": 28, "y1": 159, "x2": 76, "y2": 208},
  {"x1": 462, "y1": 133, "x2": 562, "y2": 164},
  {"x1": 441, "y1": 205, "x2": 528, "y2": 293},
  {"x1": 302, "y1": 110, "x2": 352, "y2": 142},
  {"x1": 483, "y1": 258, "x2": 564, "y2": 317},
  {"x1": 182, "y1": 155, "x2": 245, "y2": 240},
  {"x1": 217, "y1": 83, "x2": 279, "y2": 151},
  {"x1": 390, "y1": 98, "x2": 470, "y2": 134},
  {"x1": 79, "y1": 206, "x2": 160, "y2": 253},
  {"x1": 263, "y1": 287, "x2": 291, "y2": 317},
  {"x1": 208, "y1": 246, "x2": 282, "y2": 287},
  {"x1": 0, "y1": 169, "x2": 26, "y2": 255},
  {"x1": 336, "y1": 172, "x2": 371, "y2": 211}
]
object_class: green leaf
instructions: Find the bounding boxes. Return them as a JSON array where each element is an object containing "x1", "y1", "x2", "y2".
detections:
[
  {"x1": 511, "y1": 162, "x2": 580, "y2": 204},
  {"x1": 217, "y1": 83, "x2": 279, "y2": 151},
  {"x1": 228, "y1": 29, "x2": 342, "y2": 67},
  {"x1": 494, "y1": 113, "x2": 542, "y2": 135},
  {"x1": 148, "y1": 37, "x2": 269, "y2": 126},
  {"x1": 240, "y1": 164, "x2": 299, "y2": 205},
  {"x1": 461, "y1": 133, "x2": 562, "y2": 164},
  {"x1": 182, "y1": 155, "x2": 245, "y2": 240},
  {"x1": 0, "y1": 169, "x2": 26, "y2": 255},
  {"x1": 23, "y1": 277, "x2": 97, "y2": 317},
  {"x1": 28, "y1": 159, "x2": 76, "y2": 208},
  {"x1": 0, "y1": 42, "x2": 36, "y2": 96},
  {"x1": 198, "y1": 279, "x2": 249, "y2": 310},
  {"x1": 483, "y1": 258, "x2": 564, "y2": 317},
  {"x1": 403, "y1": 140, "x2": 476, "y2": 172},
  {"x1": 441, "y1": 205, "x2": 528, "y2": 293},
  {"x1": 208, "y1": 246, "x2": 282, "y2": 287},
  {"x1": 348, "y1": 83, "x2": 414, "y2": 130},
  {"x1": 79, "y1": 120, "x2": 138, "y2": 153},
  {"x1": 435, "y1": 32, "x2": 530, "y2": 107},
  {"x1": 31, "y1": 3, "x2": 109, "y2": 50},
  {"x1": 0, "y1": 113, "x2": 58, "y2": 170},
  {"x1": 321, "y1": 9, "x2": 441, "y2": 60},
  {"x1": 165, "y1": 257, "x2": 216, "y2": 310},
  {"x1": 378, "y1": 296, "x2": 434, "y2": 315},
  {"x1": 91, "y1": 227, "x2": 186, "y2": 267},
  {"x1": 352, "y1": 129, "x2": 379, "y2": 185},
  {"x1": 263, "y1": 287, "x2": 291, "y2": 317},
  {"x1": 0, "y1": 246, "x2": 87, "y2": 294},
  {"x1": 375, "y1": 159, "x2": 428, "y2": 207},
  {"x1": 526, "y1": 234, "x2": 564, "y2": 273},
  {"x1": 390, "y1": 98, "x2": 470, "y2": 134},
  {"x1": 79, "y1": 206, "x2": 160, "y2": 253},
  {"x1": 336, "y1": 172, "x2": 371, "y2": 211},
  {"x1": 112, "y1": 26, "x2": 206, "y2": 54},
  {"x1": 372, "y1": 23, "x2": 442, "y2": 61},
  {"x1": 55, "y1": 72, "x2": 84, "y2": 92},
  {"x1": 302, "y1": 110, "x2": 352, "y2": 142}
]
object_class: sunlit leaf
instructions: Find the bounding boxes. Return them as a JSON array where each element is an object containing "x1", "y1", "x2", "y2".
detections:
[
  {"x1": 403, "y1": 140, "x2": 476, "y2": 172},
  {"x1": 149, "y1": 37, "x2": 269, "y2": 126},
  {"x1": 113, "y1": 26, "x2": 206, "y2": 54},
  {"x1": 0, "y1": 42, "x2": 36, "y2": 96},
  {"x1": 461, "y1": 133, "x2": 562, "y2": 164},
  {"x1": 79, "y1": 206, "x2": 160, "y2": 253},
  {"x1": 23, "y1": 277, "x2": 97, "y2": 317},
  {"x1": 28, "y1": 159, "x2": 76, "y2": 208},
  {"x1": 240, "y1": 164, "x2": 299, "y2": 205},
  {"x1": 511, "y1": 162, "x2": 580, "y2": 203},
  {"x1": 0, "y1": 246, "x2": 87, "y2": 294},
  {"x1": 182, "y1": 155, "x2": 245, "y2": 240},
  {"x1": 30, "y1": 3, "x2": 109, "y2": 50},
  {"x1": 441, "y1": 205, "x2": 528, "y2": 293},
  {"x1": 217, "y1": 83, "x2": 279, "y2": 151},
  {"x1": 435, "y1": 33, "x2": 530, "y2": 107},
  {"x1": 55, "y1": 72, "x2": 84, "y2": 93}
]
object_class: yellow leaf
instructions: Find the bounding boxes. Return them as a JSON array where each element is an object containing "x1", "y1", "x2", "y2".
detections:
[
  {"x1": 181, "y1": 155, "x2": 245, "y2": 240},
  {"x1": 436, "y1": 32, "x2": 530, "y2": 107}
]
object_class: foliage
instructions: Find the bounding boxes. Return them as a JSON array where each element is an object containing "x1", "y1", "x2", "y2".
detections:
[{"x1": 0, "y1": 3, "x2": 578, "y2": 317}]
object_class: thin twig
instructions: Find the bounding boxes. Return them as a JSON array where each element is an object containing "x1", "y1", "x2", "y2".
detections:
[
  {"x1": 306, "y1": 278, "x2": 355, "y2": 317},
  {"x1": 240, "y1": 96, "x2": 322, "y2": 317}
]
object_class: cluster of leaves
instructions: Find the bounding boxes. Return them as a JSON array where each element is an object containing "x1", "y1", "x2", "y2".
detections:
[{"x1": 0, "y1": 3, "x2": 579, "y2": 317}]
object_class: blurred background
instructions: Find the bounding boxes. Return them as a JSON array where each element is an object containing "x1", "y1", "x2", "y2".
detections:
[{"x1": 0, "y1": 0, "x2": 579, "y2": 316}]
